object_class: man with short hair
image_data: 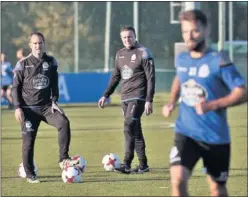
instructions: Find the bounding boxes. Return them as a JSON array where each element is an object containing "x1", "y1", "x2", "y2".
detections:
[
  {"x1": 16, "y1": 48, "x2": 30, "y2": 61},
  {"x1": 162, "y1": 10, "x2": 246, "y2": 196},
  {"x1": 12, "y1": 32, "x2": 77, "y2": 183},
  {"x1": 1, "y1": 52, "x2": 14, "y2": 109},
  {"x1": 98, "y1": 25, "x2": 156, "y2": 174}
]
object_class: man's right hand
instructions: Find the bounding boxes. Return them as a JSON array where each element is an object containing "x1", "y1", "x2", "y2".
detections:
[
  {"x1": 162, "y1": 103, "x2": 175, "y2": 118},
  {"x1": 98, "y1": 96, "x2": 106, "y2": 109},
  {"x1": 15, "y1": 108, "x2": 24, "y2": 123}
]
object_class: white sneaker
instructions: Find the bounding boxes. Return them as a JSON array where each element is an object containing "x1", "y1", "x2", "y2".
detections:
[
  {"x1": 59, "y1": 158, "x2": 78, "y2": 170},
  {"x1": 27, "y1": 176, "x2": 40, "y2": 183}
]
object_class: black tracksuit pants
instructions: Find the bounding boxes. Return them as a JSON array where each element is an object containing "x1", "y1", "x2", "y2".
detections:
[
  {"x1": 20, "y1": 104, "x2": 71, "y2": 178},
  {"x1": 121, "y1": 99, "x2": 148, "y2": 168}
]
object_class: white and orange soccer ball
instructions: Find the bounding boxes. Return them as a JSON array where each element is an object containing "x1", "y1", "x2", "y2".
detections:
[
  {"x1": 71, "y1": 155, "x2": 87, "y2": 173},
  {"x1": 102, "y1": 153, "x2": 121, "y2": 171},
  {"x1": 18, "y1": 162, "x2": 38, "y2": 178},
  {"x1": 61, "y1": 166, "x2": 82, "y2": 183}
]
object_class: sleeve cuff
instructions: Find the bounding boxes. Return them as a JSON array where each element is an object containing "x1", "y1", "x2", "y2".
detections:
[
  {"x1": 52, "y1": 97, "x2": 58, "y2": 102},
  {"x1": 15, "y1": 105, "x2": 21, "y2": 109},
  {"x1": 146, "y1": 98, "x2": 153, "y2": 103},
  {"x1": 103, "y1": 93, "x2": 109, "y2": 98}
]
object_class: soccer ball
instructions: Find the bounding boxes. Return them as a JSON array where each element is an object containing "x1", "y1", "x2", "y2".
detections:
[
  {"x1": 102, "y1": 153, "x2": 121, "y2": 171},
  {"x1": 18, "y1": 162, "x2": 38, "y2": 178},
  {"x1": 71, "y1": 155, "x2": 87, "y2": 172},
  {"x1": 61, "y1": 166, "x2": 82, "y2": 183}
]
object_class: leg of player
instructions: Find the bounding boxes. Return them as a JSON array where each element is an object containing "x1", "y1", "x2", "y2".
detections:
[
  {"x1": 6, "y1": 87, "x2": 13, "y2": 103},
  {"x1": 6, "y1": 87, "x2": 14, "y2": 109},
  {"x1": 169, "y1": 133, "x2": 201, "y2": 196},
  {"x1": 21, "y1": 108, "x2": 41, "y2": 183},
  {"x1": 115, "y1": 116, "x2": 135, "y2": 174},
  {"x1": 123, "y1": 116, "x2": 135, "y2": 166},
  {"x1": 132, "y1": 117, "x2": 149, "y2": 173},
  {"x1": 114, "y1": 101, "x2": 134, "y2": 174},
  {"x1": 1, "y1": 88, "x2": 8, "y2": 105},
  {"x1": 170, "y1": 165, "x2": 191, "y2": 196},
  {"x1": 43, "y1": 106, "x2": 76, "y2": 169},
  {"x1": 129, "y1": 100, "x2": 149, "y2": 173},
  {"x1": 203, "y1": 143, "x2": 230, "y2": 196},
  {"x1": 206, "y1": 175, "x2": 228, "y2": 197}
]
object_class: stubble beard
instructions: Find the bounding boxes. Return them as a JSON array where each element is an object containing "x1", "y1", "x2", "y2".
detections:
[{"x1": 188, "y1": 40, "x2": 206, "y2": 52}]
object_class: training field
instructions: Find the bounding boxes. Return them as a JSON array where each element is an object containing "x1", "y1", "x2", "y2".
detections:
[{"x1": 1, "y1": 93, "x2": 247, "y2": 196}]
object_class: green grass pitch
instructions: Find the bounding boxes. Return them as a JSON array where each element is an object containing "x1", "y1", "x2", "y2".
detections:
[{"x1": 1, "y1": 93, "x2": 247, "y2": 196}]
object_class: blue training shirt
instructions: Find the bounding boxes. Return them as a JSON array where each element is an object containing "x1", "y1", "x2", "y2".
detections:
[
  {"x1": 175, "y1": 49, "x2": 245, "y2": 144},
  {"x1": 1, "y1": 61, "x2": 13, "y2": 86}
]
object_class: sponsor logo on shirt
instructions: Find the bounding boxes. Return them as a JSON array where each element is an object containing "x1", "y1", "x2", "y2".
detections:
[
  {"x1": 32, "y1": 74, "x2": 50, "y2": 89},
  {"x1": 121, "y1": 65, "x2": 133, "y2": 80},
  {"x1": 181, "y1": 79, "x2": 208, "y2": 106},
  {"x1": 130, "y1": 54, "x2": 136, "y2": 62},
  {"x1": 42, "y1": 62, "x2": 49, "y2": 70},
  {"x1": 148, "y1": 59, "x2": 153, "y2": 66}
]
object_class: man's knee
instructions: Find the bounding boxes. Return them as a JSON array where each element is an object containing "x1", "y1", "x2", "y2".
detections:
[
  {"x1": 170, "y1": 165, "x2": 190, "y2": 188},
  {"x1": 22, "y1": 136, "x2": 35, "y2": 150},
  {"x1": 124, "y1": 117, "x2": 136, "y2": 132},
  {"x1": 207, "y1": 175, "x2": 228, "y2": 196},
  {"x1": 209, "y1": 183, "x2": 227, "y2": 196},
  {"x1": 57, "y1": 115, "x2": 70, "y2": 130},
  {"x1": 6, "y1": 88, "x2": 12, "y2": 97}
]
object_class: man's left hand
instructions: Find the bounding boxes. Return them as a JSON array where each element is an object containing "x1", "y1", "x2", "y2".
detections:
[
  {"x1": 51, "y1": 101, "x2": 64, "y2": 114},
  {"x1": 145, "y1": 102, "x2": 153, "y2": 116}
]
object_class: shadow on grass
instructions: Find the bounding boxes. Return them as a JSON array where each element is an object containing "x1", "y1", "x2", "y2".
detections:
[
  {"x1": 2, "y1": 136, "x2": 56, "y2": 140},
  {"x1": 61, "y1": 104, "x2": 120, "y2": 109},
  {"x1": 3, "y1": 168, "x2": 246, "y2": 184}
]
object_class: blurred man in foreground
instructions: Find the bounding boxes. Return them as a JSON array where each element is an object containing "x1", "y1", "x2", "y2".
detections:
[{"x1": 162, "y1": 9, "x2": 246, "y2": 196}]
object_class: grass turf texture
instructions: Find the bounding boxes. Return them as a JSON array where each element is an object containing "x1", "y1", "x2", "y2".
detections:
[{"x1": 1, "y1": 93, "x2": 247, "y2": 196}]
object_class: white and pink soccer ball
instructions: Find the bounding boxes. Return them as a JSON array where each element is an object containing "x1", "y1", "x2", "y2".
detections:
[
  {"x1": 102, "y1": 153, "x2": 121, "y2": 171},
  {"x1": 61, "y1": 155, "x2": 86, "y2": 183},
  {"x1": 61, "y1": 166, "x2": 82, "y2": 183},
  {"x1": 70, "y1": 155, "x2": 87, "y2": 173}
]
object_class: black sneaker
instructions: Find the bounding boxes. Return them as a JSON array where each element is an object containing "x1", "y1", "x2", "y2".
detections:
[
  {"x1": 131, "y1": 165, "x2": 150, "y2": 174},
  {"x1": 114, "y1": 164, "x2": 131, "y2": 174}
]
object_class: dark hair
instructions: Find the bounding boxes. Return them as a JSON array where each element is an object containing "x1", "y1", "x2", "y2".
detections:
[
  {"x1": 179, "y1": 9, "x2": 208, "y2": 27},
  {"x1": 28, "y1": 32, "x2": 45, "y2": 43},
  {"x1": 18, "y1": 48, "x2": 30, "y2": 56},
  {"x1": 22, "y1": 48, "x2": 30, "y2": 56},
  {"x1": 120, "y1": 25, "x2": 136, "y2": 37}
]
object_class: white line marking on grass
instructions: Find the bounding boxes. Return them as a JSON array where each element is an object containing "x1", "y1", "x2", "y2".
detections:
[{"x1": 160, "y1": 122, "x2": 175, "y2": 129}]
